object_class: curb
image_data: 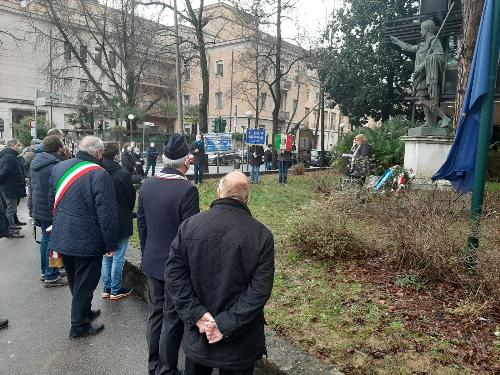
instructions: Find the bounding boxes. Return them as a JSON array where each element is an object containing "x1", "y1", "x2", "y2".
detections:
[{"x1": 123, "y1": 253, "x2": 343, "y2": 375}]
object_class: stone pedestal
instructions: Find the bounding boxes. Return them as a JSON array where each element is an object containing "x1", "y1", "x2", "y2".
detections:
[{"x1": 401, "y1": 129, "x2": 455, "y2": 189}]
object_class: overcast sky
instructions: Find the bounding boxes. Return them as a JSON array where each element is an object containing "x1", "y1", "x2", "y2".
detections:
[{"x1": 143, "y1": 0, "x2": 344, "y2": 44}]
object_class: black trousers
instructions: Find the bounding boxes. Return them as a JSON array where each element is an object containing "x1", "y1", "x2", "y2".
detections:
[
  {"x1": 62, "y1": 254, "x2": 102, "y2": 335},
  {"x1": 147, "y1": 277, "x2": 184, "y2": 375},
  {"x1": 185, "y1": 358, "x2": 255, "y2": 375}
]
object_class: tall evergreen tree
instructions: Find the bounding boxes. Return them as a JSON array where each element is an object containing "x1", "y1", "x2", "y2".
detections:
[{"x1": 321, "y1": 0, "x2": 417, "y2": 128}]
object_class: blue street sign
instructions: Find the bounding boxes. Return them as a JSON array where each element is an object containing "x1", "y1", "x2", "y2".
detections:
[
  {"x1": 246, "y1": 128, "x2": 266, "y2": 145},
  {"x1": 203, "y1": 133, "x2": 233, "y2": 152}
]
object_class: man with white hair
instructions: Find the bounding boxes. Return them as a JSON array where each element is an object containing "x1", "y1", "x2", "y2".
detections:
[
  {"x1": 165, "y1": 171, "x2": 275, "y2": 375},
  {"x1": 49, "y1": 136, "x2": 118, "y2": 338},
  {"x1": 138, "y1": 134, "x2": 200, "y2": 375}
]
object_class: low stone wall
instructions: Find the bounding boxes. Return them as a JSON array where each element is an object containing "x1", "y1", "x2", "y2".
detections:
[
  {"x1": 123, "y1": 248, "x2": 343, "y2": 375},
  {"x1": 185, "y1": 167, "x2": 331, "y2": 181}
]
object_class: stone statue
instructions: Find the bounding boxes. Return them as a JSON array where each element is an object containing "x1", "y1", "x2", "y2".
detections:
[{"x1": 391, "y1": 20, "x2": 452, "y2": 128}]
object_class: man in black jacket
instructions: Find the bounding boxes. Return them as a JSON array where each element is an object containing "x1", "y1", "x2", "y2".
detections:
[
  {"x1": 0, "y1": 138, "x2": 26, "y2": 238},
  {"x1": 31, "y1": 135, "x2": 68, "y2": 287},
  {"x1": 138, "y1": 134, "x2": 199, "y2": 375},
  {"x1": 146, "y1": 143, "x2": 159, "y2": 177},
  {"x1": 49, "y1": 136, "x2": 118, "y2": 339},
  {"x1": 165, "y1": 171, "x2": 275, "y2": 375},
  {"x1": 248, "y1": 145, "x2": 264, "y2": 184},
  {"x1": 101, "y1": 142, "x2": 136, "y2": 300}
]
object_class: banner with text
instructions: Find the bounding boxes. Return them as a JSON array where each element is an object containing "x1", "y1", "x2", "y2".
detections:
[{"x1": 204, "y1": 133, "x2": 233, "y2": 152}]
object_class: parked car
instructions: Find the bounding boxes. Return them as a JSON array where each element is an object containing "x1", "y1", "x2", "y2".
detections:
[
  {"x1": 208, "y1": 151, "x2": 242, "y2": 166},
  {"x1": 310, "y1": 150, "x2": 333, "y2": 167}
]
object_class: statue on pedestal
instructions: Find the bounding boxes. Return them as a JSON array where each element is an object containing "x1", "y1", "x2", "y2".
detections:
[{"x1": 391, "y1": 20, "x2": 452, "y2": 129}]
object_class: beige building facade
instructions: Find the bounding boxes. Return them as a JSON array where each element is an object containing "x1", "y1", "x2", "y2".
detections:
[{"x1": 181, "y1": 3, "x2": 347, "y2": 149}]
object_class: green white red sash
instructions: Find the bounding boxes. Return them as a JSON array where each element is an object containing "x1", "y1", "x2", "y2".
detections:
[
  {"x1": 54, "y1": 161, "x2": 103, "y2": 211},
  {"x1": 49, "y1": 161, "x2": 103, "y2": 267}
]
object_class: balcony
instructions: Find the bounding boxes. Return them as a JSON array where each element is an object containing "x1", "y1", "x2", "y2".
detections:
[
  {"x1": 278, "y1": 111, "x2": 290, "y2": 121},
  {"x1": 383, "y1": 11, "x2": 462, "y2": 44}
]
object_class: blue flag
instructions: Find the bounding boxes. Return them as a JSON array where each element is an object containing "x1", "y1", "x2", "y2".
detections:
[{"x1": 432, "y1": 0, "x2": 497, "y2": 193}]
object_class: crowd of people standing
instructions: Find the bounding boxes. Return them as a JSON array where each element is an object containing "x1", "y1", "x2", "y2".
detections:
[{"x1": 0, "y1": 132, "x2": 276, "y2": 375}]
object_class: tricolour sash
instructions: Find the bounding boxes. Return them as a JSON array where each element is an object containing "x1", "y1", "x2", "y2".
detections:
[{"x1": 49, "y1": 161, "x2": 103, "y2": 268}]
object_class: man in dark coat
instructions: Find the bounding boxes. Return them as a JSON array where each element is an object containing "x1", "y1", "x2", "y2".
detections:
[
  {"x1": 248, "y1": 144, "x2": 264, "y2": 184},
  {"x1": 165, "y1": 171, "x2": 275, "y2": 375},
  {"x1": 146, "y1": 143, "x2": 159, "y2": 177},
  {"x1": 121, "y1": 142, "x2": 136, "y2": 175},
  {"x1": 263, "y1": 145, "x2": 272, "y2": 171},
  {"x1": 190, "y1": 135, "x2": 205, "y2": 184},
  {"x1": 31, "y1": 135, "x2": 68, "y2": 287},
  {"x1": 0, "y1": 138, "x2": 26, "y2": 238},
  {"x1": 101, "y1": 141, "x2": 136, "y2": 300},
  {"x1": 138, "y1": 134, "x2": 199, "y2": 375},
  {"x1": 49, "y1": 136, "x2": 118, "y2": 339}
]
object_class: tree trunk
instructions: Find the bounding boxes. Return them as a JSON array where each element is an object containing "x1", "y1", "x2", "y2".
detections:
[
  {"x1": 453, "y1": 0, "x2": 485, "y2": 125},
  {"x1": 271, "y1": 0, "x2": 282, "y2": 169},
  {"x1": 197, "y1": 25, "x2": 209, "y2": 134}
]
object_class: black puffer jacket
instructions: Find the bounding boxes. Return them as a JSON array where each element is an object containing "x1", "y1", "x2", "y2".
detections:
[
  {"x1": 165, "y1": 198, "x2": 275, "y2": 370},
  {"x1": 0, "y1": 147, "x2": 26, "y2": 199},
  {"x1": 49, "y1": 151, "x2": 119, "y2": 256},
  {"x1": 102, "y1": 158, "x2": 136, "y2": 239},
  {"x1": 31, "y1": 152, "x2": 65, "y2": 223},
  {"x1": 248, "y1": 145, "x2": 264, "y2": 167},
  {"x1": 121, "y1": 150, "x2": 136, "y2": 174}
]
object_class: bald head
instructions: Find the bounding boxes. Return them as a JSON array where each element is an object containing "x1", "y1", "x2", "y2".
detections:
[{"x1": 217, "y1": 171, "x2": 251, "y2": 204}]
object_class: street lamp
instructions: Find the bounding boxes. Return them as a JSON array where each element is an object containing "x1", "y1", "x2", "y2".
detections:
[{"x1": 128, "y1": 114, "x2": 135, "y2": 142}]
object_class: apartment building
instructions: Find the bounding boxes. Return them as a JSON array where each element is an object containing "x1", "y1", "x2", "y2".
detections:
[
  {"x1": 181, "y1": 3, "x2": 347, "y2": 149},
  {"x1": 0, "y1": 0, "x2": 177, "y2": 140}
]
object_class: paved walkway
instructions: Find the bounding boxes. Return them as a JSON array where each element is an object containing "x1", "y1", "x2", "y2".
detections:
[{"x1": 0, "y1": 201, "x2": 150, "y2": 375}]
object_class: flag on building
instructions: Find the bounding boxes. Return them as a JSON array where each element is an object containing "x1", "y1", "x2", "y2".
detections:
[{"x1": 432, "y1": 0, "x2": 499, "y2": 193}]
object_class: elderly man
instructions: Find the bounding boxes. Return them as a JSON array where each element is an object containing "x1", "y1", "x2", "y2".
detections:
[
  {"x1": 138, "y1": 134, "x2": 200, "y2": 375},
  {"x1": 49, "y1": 136, "x2": 118, "y2": 338},
  {"x1": 0, "y1": 138, "x2": 26, "y2": 238},
  {"x1": 165, "y1": 171, "x2": 275, "y2": 375}
]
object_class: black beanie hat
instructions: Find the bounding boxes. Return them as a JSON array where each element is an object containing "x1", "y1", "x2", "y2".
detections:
[{"x1": 163, "y1": 134, "x2": 189, "y2": 160}]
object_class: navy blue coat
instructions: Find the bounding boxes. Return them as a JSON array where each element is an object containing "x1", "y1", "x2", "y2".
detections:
[
  {"x1": 147, "y1": 147, "x2": 159, "y2": 164},
  {"x1": 49, "y1": 151, "x2": 119, "y2": 257},
  {"x1": 102, "y1": 158, "x2": 136, "y2": 239},
  {"x1": 0, "y1": 147, "x2": 26, "y2": 199},
  {"x1": 31, "y1": 152, "x2": 65, "y2": 223},
  {"x1": 137, "y1": 167, "x2": 199, "y2": 280}
]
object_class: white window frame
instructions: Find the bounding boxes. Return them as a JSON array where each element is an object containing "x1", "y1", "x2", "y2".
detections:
[{"x1": 215, "y1": 60, "x2": 224, "y2": 77}]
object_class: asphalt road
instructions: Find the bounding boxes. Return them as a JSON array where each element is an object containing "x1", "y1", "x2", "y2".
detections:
[{"x1": 0, "y1": 201, "x2": 151, "y2": 375}]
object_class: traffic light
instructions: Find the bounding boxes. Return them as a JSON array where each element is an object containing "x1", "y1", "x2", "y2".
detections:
[{"x1": 211, "y1": 117, "x2": 227, "y2": 133}]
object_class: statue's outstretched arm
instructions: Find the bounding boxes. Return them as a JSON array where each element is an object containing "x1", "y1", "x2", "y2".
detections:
[{"x1": 390, "y1": 36, "x2": 418, "y2": 53}]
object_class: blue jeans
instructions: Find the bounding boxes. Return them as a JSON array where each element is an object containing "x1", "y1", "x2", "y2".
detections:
[
  {"x1": 102, "y1": 237, "x2": 129, "y2": 294},
  {"x1": 265, "y1": 161, "x2": 271, "y2": 171},
  {"x1": 278, "y1": 160, "x2": 289, "y2": 184},
  {"x1": 250, "y1": 165, "x2": 260, "y2": 183},
  {"x1": 40, "y1": 221, "x2": 60, "y2": 281},
  {"x1": 194, "y1": 163, "x2": 204, "y2": 183}
]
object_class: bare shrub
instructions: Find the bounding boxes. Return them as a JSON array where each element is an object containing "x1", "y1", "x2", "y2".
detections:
[
  {"x1": 289, "y1": 201, "x2": 375, "y2": 260},
  {"x1": 291, "y1": 189, "x2": 500, "y2": 302},
  {"x1": 290, "y1": 163, "x2": 305, "y2": 176}
]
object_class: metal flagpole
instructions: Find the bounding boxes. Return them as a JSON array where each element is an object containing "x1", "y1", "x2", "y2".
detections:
[{"x1": 466, "y1": 0, "x2": 500, "y2": 269}]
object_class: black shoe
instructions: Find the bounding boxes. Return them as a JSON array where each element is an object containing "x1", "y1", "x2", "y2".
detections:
[
  {"x1": 7, "y1": 231, "x2": 24, "y2": 239},
  {"x1": 15, "y1": 221, "x2": 27, "y2": 226},
  {"x1": 0, "y1": 319, "x2": 8, "y2": 329},
  {"x1": 44, "y1": 277, "x2": 68, "y2": 288},
  {"x1": 176, "y1": 370, "x2": 185, "y2": 375},
  {"x1": 10, "y1": 225, "x2": 22, "y2": 230},
  {"x1": 69, "y1": 324, "x2": 104, "y2": 339},
  {"x1": 90, "y1": 309, "x2": 101, "y2": 321}
]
